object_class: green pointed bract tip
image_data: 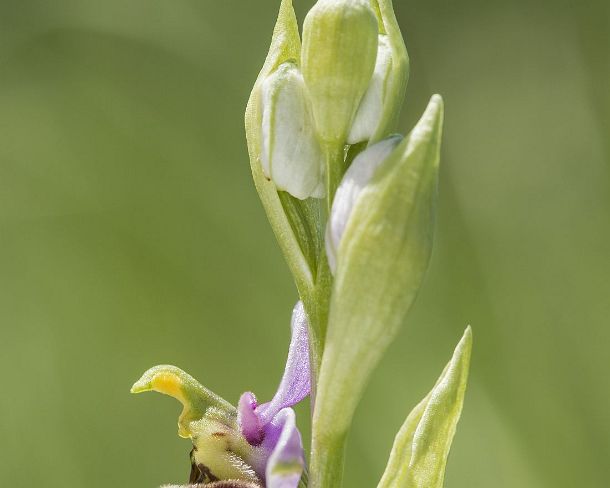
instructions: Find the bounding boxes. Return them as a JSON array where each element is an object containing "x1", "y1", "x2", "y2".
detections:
[
  {"x1": 377, "y1": 327, "x2": 472, "y2": 488},
  {"x1": 245, "y1": 0, "x2": 301, "y2": 144},
  {"x1": 255, "y1": 0, "x2": 301, "y2": 80},
  {"x1": 131, "y1": 365, "x2": 236, "y2": 438},
  {"x1": 245, "y1": 0, "x2": 300, "y2": 124}
]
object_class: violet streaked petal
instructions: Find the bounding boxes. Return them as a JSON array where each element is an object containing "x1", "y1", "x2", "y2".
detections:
[
  {"x1": 257, "y1": 302, "x2": 311, "y2": 425},
  {"x1": 238, "y1": 392, "x2": 264, "y2": 445},
  {"x1": 264, "y1": 408, "x2": 305, "y2": 488}
]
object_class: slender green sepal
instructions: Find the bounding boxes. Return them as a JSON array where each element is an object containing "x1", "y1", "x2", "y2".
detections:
[
  {"x1": 245, "y1": 0, "x2": 316, "y2": 293},
  {"x1": 310, "y1": 96, "x2": 444, "y2": 488},
  {"x1": 378, "y1": 327, "x2": 472, "y2": 488},
  {"x1": 131, "y1": 365, "x2": 236, "y2": 438}
]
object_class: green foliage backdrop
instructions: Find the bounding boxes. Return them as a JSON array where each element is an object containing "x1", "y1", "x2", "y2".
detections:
[{"x1": 0, "y1": 1, "x2": 608, "y2": 486}]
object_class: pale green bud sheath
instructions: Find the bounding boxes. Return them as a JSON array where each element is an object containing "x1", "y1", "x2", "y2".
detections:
[
  {"x1": 378, "y1": 327, "x2": 472, "y2": 488},
  {"x1": 245, "y1": 0, "x2": 315, "y2": 291},
  {"x1": 246, "y1": 0, "x2": 329, "y2": 395},
  {"x1": 310, "y1": 95, "x2": 444, "y2": 488},
  {"x1": 359, "y1": 0, "x2": 410, "y2": 144},
  {"x1": 261, "y1": 62, "x2": 324, "y2": 200},
  {"x1": 302, "y1": 0, "x2": 379, "y2": 201},
  {"x1": 347, "y1": 35, "x2": 394, "y2": 144}
]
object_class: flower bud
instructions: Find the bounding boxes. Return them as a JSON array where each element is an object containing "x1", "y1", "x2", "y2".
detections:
[
  {"x1": 261, "y1": 62, "x2": 325, "y2": 200},
  {"x1": 245, "y1": 0, "x2": 320, "y2": 288},
  {"x1": 347, "y1": 36, "x2": 393, "y2": 144},
  {"x1": 313, "y1": 95, "x2": 444, "y2": 448},
  {"x1": 301, "y1": 0, "x2": 379, "y2": 145},
  {"x1": 325, "y1": 133, "x2": 402, "y2": 273},
  {"x1": 348, "y1": 0, "x2": 409, "y2": 144}
]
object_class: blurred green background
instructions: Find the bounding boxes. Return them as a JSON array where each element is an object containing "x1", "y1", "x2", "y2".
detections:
[{"x1": 0, "y1": 0, "x2": 608, "y2": 486}]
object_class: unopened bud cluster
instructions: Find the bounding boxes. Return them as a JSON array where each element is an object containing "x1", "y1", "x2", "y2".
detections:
[{"x1": 256, "y1": 0, "x2": 408, "y2": 201}]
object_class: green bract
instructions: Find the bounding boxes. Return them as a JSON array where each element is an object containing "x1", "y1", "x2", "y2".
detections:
[
  {"x1": 310, "y1": 95, "x2": 444, "y2": 486},
  {"x1": 378, "y1": 327, "x2": 472, "y2": 488},
  {"x1": 245, "y1": 0, "x2": 319, "y2": 293}
]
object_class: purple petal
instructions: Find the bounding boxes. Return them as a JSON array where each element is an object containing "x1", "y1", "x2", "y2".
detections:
[
  {"x1": 257, "y1": 301, "x2": 311, "y2": 424},
  {"x1": 238, "y1": 392, "x2": 264, "y2": 445},
  {"x1": 264, "y1": 408, "x2": 305, "y2": 488}
]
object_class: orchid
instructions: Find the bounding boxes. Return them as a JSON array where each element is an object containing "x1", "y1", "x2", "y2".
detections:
[
  {"x1": 132, "y1": 302, "x2": 310, "y2": 488},
  {"x1": 133, "y1": 1, "x2": 473, "y2": 487}
]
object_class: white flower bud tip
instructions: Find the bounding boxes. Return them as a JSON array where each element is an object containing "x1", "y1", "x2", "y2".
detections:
[
  {"x1": 261, "y1": 63, "x2": 325, "y2": 200},
  {"x1": 347, "y1": 35, "x2": 393, "y2": 144}
]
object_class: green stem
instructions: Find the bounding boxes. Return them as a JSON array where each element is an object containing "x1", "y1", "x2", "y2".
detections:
[
  {"x1": 302, "y1": 145, "x2": 339, "y2": 406},
  {"x1": 302, "y1": 258, "x2": 332, "y2": 405},
  {"x1": 309, "y1": 429, "x2": 348, "y2": 488},
  {"x1": 303, "y1": 142, "x2": 345, "y2": 485},
  {"x1": 324, "y1": 142, "x2": 345, "y2": 213}
]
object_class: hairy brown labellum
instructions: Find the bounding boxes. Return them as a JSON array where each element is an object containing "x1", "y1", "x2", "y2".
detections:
[{"x1": 162, "y1": 482, "x2": 261, "y2": 488}]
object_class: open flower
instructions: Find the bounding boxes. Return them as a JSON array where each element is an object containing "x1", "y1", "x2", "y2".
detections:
[{"x1": 132, "y1": 302, "x2": 310, "y2": 488}]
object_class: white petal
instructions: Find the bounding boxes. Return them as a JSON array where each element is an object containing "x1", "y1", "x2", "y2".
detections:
[
  {"x1": 347, "y1": 36, "x2": 393, "y2": 144},
  {"x1": 326, "y1": 135, "x2": 402, "y2": 273},
  {"x1": 261, "y1": 63, "x2": 324, "y2": 200}
]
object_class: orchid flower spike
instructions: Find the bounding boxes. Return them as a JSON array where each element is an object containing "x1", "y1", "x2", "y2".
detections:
[
  {"x1": 136, "y1": 1, "x2": 473, "y2": 487},
  {"x1": 132, "y1": 302, "x2": 310, "y2": 488}
]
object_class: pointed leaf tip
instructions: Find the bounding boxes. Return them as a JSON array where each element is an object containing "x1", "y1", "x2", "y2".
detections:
[
  {"x1": 377, "y1": 327, "x2": 472, "y2": 488},
  {"x1": 266, "y1": 0, "x2": 301, "y2": 73},
  {"x1": 410, "y1": 94, "x2": 443, "y2": 146}
]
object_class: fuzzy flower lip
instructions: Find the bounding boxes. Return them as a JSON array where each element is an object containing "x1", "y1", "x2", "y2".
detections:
[{"x1": 131, "y1": 301, "x2": 310, "y2": 488}]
